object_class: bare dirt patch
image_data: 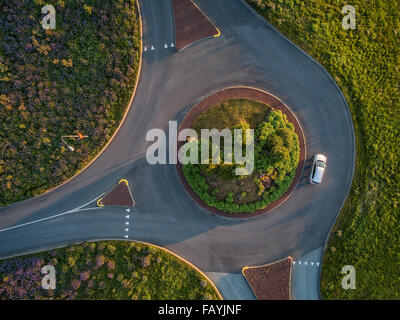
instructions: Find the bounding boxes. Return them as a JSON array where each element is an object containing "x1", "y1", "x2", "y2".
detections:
[
  {"x1": 242, "y1": 257, "x2": 293, "y2": 300},
  {"x1": 172, "y1": 0, "x2": 218, "y2": 50},
  {"x1": 100, "y1": 181, "x2": 134, "y2": 207}
]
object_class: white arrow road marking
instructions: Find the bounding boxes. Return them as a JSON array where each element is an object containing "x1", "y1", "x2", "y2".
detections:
[
  {"x1": 125, "y1": 215, "x2": 130, "y2": 219},
  {"x1": 164, "y1": 43, "x2": 168, "y2": 48},
  {"x1": 124, "y1": 235, "x2": 128, "y2": 239},
  {"x1": 125, "y1": 228, "x2": 129, "y2": 232},
  {"x1": 311, "y1": 262, "x2": 314, "y2": 266},
  {"x1": 316, "y1": 262, "x2": 320, "y2": 267},
  {"x1": 298, "y1": 261, "x2": 301, "y2": 265},
  {"x1": 144, "y1": 46, "x2": 147, "y2": 52},
  {"x1": 126, "y1": 208, "x2": 130, "y2": 213},
  {"x1": 151, "y1": 46, "x2": 155, "y2": 51},
  {"x1": 171, "y1": 42, "x2": 174, "y2": 47},
  {"x1": 125, "y1": 222, "x2": 129, "y2": 226},
  {"x1": 305, "y1": 262, "x2": 308, "y2": 266},
  {"x1": 292, "y1": 261, "x2": 296, "y2": 265}
]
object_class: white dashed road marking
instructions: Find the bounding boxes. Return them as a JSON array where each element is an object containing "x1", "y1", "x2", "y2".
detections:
[
  {"x1": 123, "y1": 213, "x2": 130, "y2": 239},
  {"x1": 144, "y1": 43, "x2": 175, "y2": 52},
  {"x1": 292, "y1": 260, "x2": 320, "y2": 267}
]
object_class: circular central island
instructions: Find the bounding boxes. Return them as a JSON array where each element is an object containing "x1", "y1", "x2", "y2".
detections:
[{"x1": 177, "y1": 87, "x2": 305, "y2": 218}]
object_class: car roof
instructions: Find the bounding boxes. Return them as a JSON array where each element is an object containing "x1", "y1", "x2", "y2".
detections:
[{"x1": 313, "y1": 165, "x2": 325, "y2": 183}]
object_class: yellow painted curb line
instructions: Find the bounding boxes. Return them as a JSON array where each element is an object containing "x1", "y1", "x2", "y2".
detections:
[
  {"x1": 119, "y1": 179, "x2": 129, "y2": 186},
  {"x1": 97, "y1": 198, "x2": 104, "y2": 207},
  {"x1": 214, "y1": 27, "x2": 221, "y2": 37}
]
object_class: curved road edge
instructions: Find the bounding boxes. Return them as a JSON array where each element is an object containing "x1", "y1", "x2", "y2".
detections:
[
  {"x1": 0, "y1": 238, "x2": 223, "y2": 300},
  {"x1": 239, "y1": 0, "x2": 356, "y2": 300}
]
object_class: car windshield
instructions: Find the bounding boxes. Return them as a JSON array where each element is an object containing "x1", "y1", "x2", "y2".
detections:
[{"x1": 316, "y1": 160, "x2": 326, "y2": 168}]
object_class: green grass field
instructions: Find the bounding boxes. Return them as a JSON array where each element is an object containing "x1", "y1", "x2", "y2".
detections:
[
  {"x1": 0, "y1": 241, "x2": 220, "y2": 300},
  {"x1": 247, "y1": 0, "x2": 399, "y2": 299},
  {"x1": 190, "y1": 98, "x2": 270, "y2": 134}
]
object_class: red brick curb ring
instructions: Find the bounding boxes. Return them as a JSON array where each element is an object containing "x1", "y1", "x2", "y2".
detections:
[{"x1": 176, "y1": 87, "x2": 306, "y2": 219}]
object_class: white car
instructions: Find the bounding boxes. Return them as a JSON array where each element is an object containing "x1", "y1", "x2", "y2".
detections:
[{"x1": 309, "y1": 154, "x2": 327, "y2": 184}]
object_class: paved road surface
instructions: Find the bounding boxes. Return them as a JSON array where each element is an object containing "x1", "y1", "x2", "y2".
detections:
[
  {"x1": 0, "y1": 0, "x2": 355, "y2": 299},
  {"x1": 291, "y1": 247, "x2": 323, "y2": 300}
]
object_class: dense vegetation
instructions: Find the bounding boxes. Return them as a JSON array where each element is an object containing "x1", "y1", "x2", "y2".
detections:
[
  {"x1": 0, "y1": 0, "x2": 141, "y2": 205},
  {"x1": 183, "y1": 99, "x2": 299, "y2": 213},
  {"x1": 0, "y1": 241, "x2": 220, "y2": 299},
  {"x1": 248, "y1": 0, "x2": 400, "y2": 298}
]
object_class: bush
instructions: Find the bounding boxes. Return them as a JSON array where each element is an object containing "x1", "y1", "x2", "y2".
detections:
[{"x1": 182, "y1": 110, "x2": 298, "y2": 213}]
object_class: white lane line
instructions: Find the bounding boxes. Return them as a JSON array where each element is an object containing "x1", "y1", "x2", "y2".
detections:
[
  {"x1": 71, "y1": 193, "x2": 105, "y2": 212},
  {"x1": 0, "y1": 193, "x2": 104, "y2": 233}
]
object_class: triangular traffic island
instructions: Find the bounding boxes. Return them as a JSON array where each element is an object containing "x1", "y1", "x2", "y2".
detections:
[
  {"x1": 173, "y1": 0, "x2": 220, "y2": 50},
  {"x1": 97, "y1": 179, "x2": 135, "y2": 207},
  {"x1": 242, "y1": 257, "x2": 293, "y2": 300}
]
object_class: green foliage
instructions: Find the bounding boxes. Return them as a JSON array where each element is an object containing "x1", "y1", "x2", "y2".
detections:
[
  {"x1": 225, "y1": 191, "x2": 234, "y2": 203},
  {"x1": 0, "y1": 241, "x2": 220, "y2": 300},
  {"x1": 191, "y1": 98, "x2": 270, "y2": 133},
  {"x1": 255, "y1": 110, "x2": 299, "y2": 181},
  {"x1": 182, "y1": 110, "x2": 298, "y2": 213},
  {"x1": 0, "y1": 0, "x2": 141, "y2": 205},
  {"x1": 247, "y1": 0, "x2": 400, "y2": 299}
]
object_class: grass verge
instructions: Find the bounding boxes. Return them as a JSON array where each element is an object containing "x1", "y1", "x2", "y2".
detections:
[
  {"x1": 247, "y1": 0, "x2": 400, "y2": 299},
  {"x1": 0, "y1": 0, "x2": 141, "y2": 205},
  {"x1": 0, "y1": 241, "x2": 220, "y2": 300}
]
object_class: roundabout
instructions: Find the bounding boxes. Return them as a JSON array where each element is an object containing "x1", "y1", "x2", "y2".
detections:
[
  {"x1": 0, "y1": 0, "x2": 355, "y2": 300},
  {"x1": 176, "y1": 87, "x2": 306, "y2": 218}
]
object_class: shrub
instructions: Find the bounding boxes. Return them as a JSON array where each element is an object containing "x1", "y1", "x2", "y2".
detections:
[
  {"x1": 182, "y1": 110, "x2": 299, "y2": 213},
  {"x1": 0, "y1": 0, "x2": 141, "y2": 205}
]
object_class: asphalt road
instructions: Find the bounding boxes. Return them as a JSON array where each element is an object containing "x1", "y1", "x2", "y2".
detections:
[{"x1": 0, "y1": 0, "x2": 355, "y2": 299}]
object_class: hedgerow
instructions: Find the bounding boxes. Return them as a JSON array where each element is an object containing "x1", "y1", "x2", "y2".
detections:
[{"x1": 0, "y1": 0, "x2": 141, "y2": 205}]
